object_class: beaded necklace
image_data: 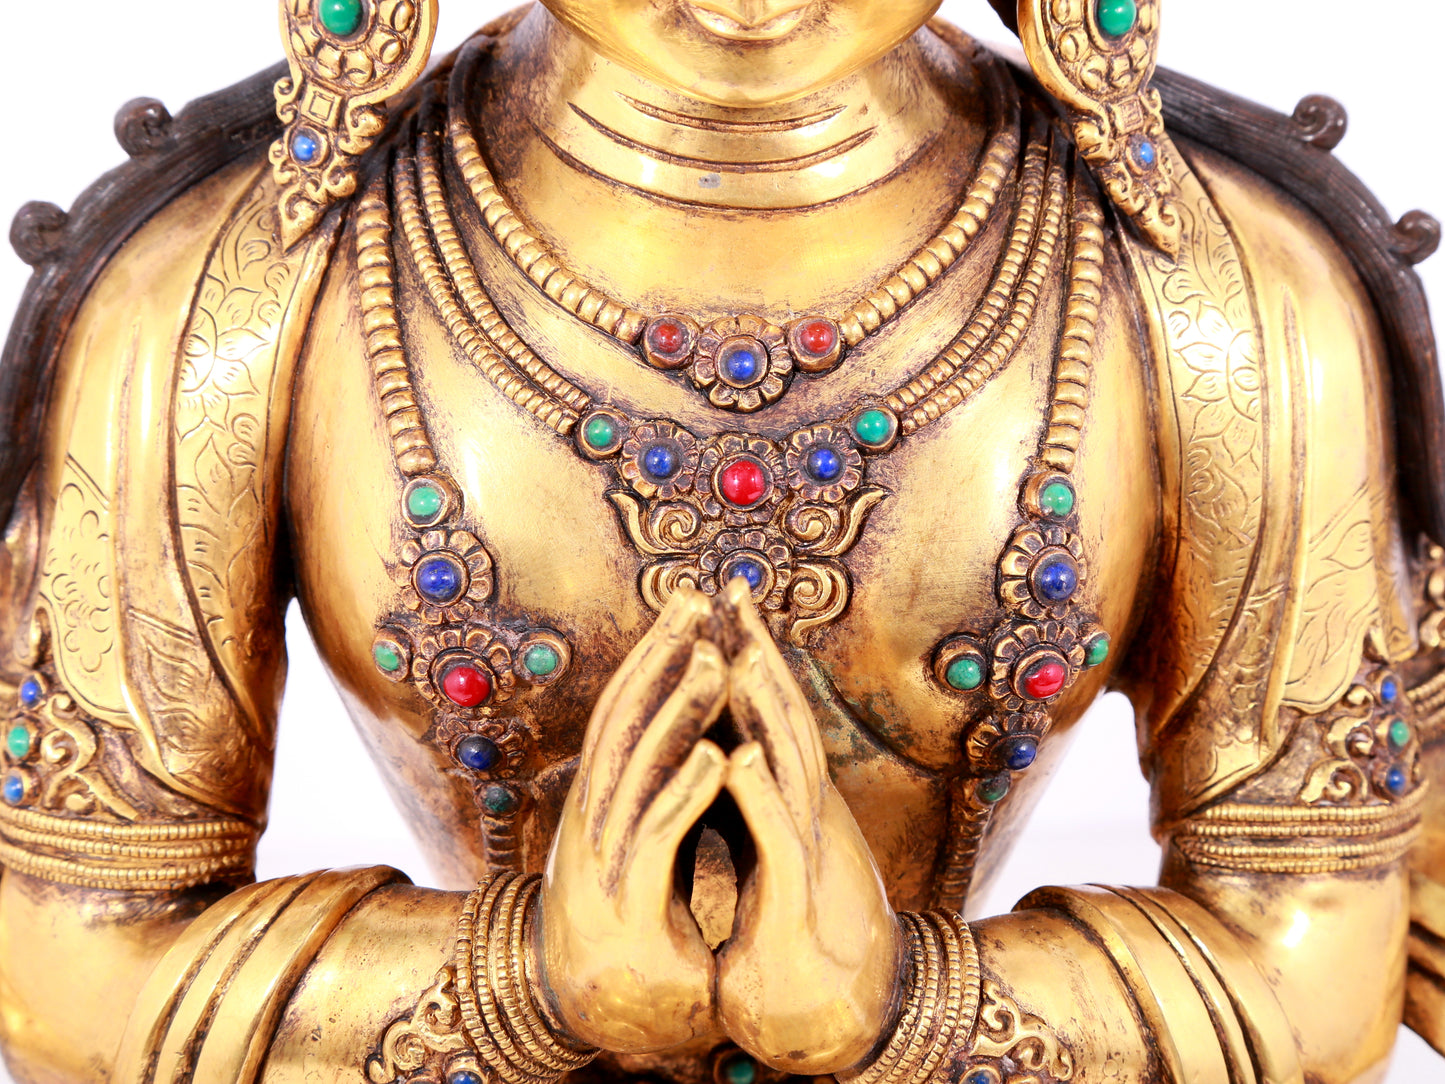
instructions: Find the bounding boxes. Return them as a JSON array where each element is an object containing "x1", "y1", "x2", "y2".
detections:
[
  {"x1": 359, "y1": 84, "x2": 1110, "y2": 884},
  {"x1": 444, "y1": 34, "x2": 1022, "y2": 413}
]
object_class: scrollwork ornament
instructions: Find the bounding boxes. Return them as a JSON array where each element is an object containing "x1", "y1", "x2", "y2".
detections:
[
  {"x1": 1299, "y1": 662, "x2": 1421, "y2": 805},
  {"x1": 1017, "y1": 0, "x2": 1180, "y2": 253},
  {"x1": 956, "y1": 980, "x2": 1076, "y2": 1083},
  {"x1": 272, "y1": 0, "x2": 439, "y2": 249},
  {"x1": 3, "y1": 663, "x2": 138, "y2": 821},
  {"x1": 366, "y1": 967, "x2": 472, "y2": 1083},
  {"x1": 608, "y1": 425, "x2": 886, "y2": 643}
]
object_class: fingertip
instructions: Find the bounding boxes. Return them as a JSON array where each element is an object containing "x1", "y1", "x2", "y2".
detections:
[
  {"x1": 682, "y1": 740, "x2": 730, "y2": 790},
  {"x1": 729, "y1": 741, "x2": 767, "y2": 773},
  {"x1": 724, "y1": 576, "x2": 753, "y2": 608},
  {"x1": 690, "y1": 638, "x2": 725, "y2": 670},
  {"x1": 694, "y1": 738, "x2": 729, "y2": 769}
]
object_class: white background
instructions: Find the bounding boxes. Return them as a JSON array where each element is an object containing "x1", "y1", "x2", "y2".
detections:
[{"x1": 0, "y1": 1, "x2": 1441, "y2": 1079}]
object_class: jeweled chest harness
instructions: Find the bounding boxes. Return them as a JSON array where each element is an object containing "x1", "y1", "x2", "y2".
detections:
[{"x1": 359, "y1": 51, "x2": 1111, "y2": 897}]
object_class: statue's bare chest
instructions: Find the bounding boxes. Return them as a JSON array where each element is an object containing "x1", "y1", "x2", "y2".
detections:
[{"x1": 285, "y1": 174, "x2": 1158, "y2": 899}]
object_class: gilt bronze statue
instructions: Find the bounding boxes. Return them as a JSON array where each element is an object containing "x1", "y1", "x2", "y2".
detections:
[{"x1": 0, "y1": 1, "x2": 1442, "y2": 1082}]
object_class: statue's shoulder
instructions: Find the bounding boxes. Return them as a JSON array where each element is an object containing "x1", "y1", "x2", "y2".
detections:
[
  {"x1": 1155, "y1": 68, "x2": 1442, "y2": 538},
  {"x1": 1, "y1": 63, "x2": 287, "y2": 531},
  {"x1": 1085, "y1": 67, "x2": 1444, "y2": 817},
  {"x1": 0, "y1": 62, "x2": 376, "y2": 820}
]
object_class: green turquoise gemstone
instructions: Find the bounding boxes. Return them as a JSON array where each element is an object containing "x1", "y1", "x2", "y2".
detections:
[
  {"x1": 722, "y1": 1056, "x2": 757, "y2": 1084},
  {"x1": 945, "y1": 656, "x2": 983, "y2": 691},
  {"x1": 6, "y1": 725, "x2": 31, "y2": 760},
  {"x1": 853, "y1": 408, "x2": 895, "y2": 447},
  {"x1": 584, "y1": 415, "x2": 617, "y2": 450},
  {"x1": 524, "y1": 643, "x2": 560, "y2": 678},
  {"x1": 1096, "y1": 0, "x2": 1137, "y2": 38},
  {"x1": 977, "y1": 773, "x2": 1011, "y2": 805},
  {"x1": 483, "y1": 784, "x2": 520, "y2": 816},
  {"x1": 1040, "y1": 480, "x2": 1076, "y2": 517},
  {"x1": 407, "y1": 484, "x2": 443, "y2": 521},
  {"x1": 1086, "y1": 634, "x2": 1111, "y2": 667},
  {"x1": 374, "y1": 643, "x2": 402, "y2": 673},
  {"x1": 1388, "y1": 717, "x2": 1412, "y2": 751},
  {"x1": 318, "y1": 0, "x2": 364, "y2": 36}
]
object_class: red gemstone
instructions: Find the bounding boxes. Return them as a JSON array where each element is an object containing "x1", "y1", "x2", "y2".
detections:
[
  {"x1": 800, "y1": 319, "x2": 837, "y2": 355},
  {"x1": 442, "y1": 664, "x2": 492, "y2": 707},
  {"x1": 719, "y1": 458, "x2": 768, "y2": 507},
  {"x1": 1022, "y1": 660, "x2": 1067, "y2": 700},
  {"x1": 649, "y1": 320, "x2": 686, "y2": 356}
]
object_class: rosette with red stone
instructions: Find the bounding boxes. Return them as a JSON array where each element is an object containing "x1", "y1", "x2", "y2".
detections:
[
  {"x1": 784, "y1": 424, "x2": 864, "y2": 504},
  {"x1": 692, "y1": 315, "x2": 792, "y2": 412},
  {"x1": 987, "y1": 619, "x2": 1086, "y2": 711},
  {"x1": 409, "y1": 625, "x2": 519, "y2": 712},
  {"x1": 619, "y1": 420, "x2": 700, "y2": 500},
  {"x1": 697, "y1": 433, "x2": 785, "y2": 523}
]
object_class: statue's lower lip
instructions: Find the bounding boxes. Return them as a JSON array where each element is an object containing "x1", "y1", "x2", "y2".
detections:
[{"x1": 683, "y1": 1, "x2": 811, "y2": 41}]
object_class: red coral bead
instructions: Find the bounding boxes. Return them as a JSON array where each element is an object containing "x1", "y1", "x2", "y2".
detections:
[
  {"x1": 1022, "y1": 661, "x2": 1067, "y2": 700},
  {"x1": 799, "y1": 319, "x2": 837, "y2": 355},
  {"x1": 649, "y1": 320, "x2": 686, "y2": 356},
  {"x1": 443, "y1": 664, "x2": 492, "y2": 707},
  {"x1": 719, "y1": 459, "x2": 768, "y2": 507}
]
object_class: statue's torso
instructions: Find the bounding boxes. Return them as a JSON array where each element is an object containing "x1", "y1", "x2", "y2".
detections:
[{"x1": 283, "y1": 47, "x2": 1159, "y2": 905}]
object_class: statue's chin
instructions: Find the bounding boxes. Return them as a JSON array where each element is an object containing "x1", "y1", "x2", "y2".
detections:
[
  {"x1": 536, "y1": 0, "x2": 943, "y2": 110},
  {"x1": 683, "y1": 0, "x2": 811, "y2": 42}
]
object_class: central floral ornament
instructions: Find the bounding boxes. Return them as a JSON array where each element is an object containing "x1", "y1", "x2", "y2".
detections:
[
  {"x1": 641, "y1": 313, "x2": 841, "y2": 413},
  {"x1": 600, "y1": 416, "x2": 885, "y2": 643}
]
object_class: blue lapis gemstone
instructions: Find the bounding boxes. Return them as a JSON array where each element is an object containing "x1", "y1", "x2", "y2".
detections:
[
  {"x1": 806, "y1": 446, "x2": 843, "y2": 483},
  {"x1": 1136, "y1": 139, "x2": 1157, "y2": 168},
  {"x1": 731, "y1": 560, "x2": 764, "y2": 591},
  {"x1": 1036, "y1": 556, "x2": 1078, "y2": 602},
  {"x1": 416, "y1": 558, "x2": 463, "y2": 602},
  {"x1": 292, "y1": 130, "x2": 321, "y2": 164},
  {"x1": 1386, "y1": 765, "x2": 1409, "y2": 796},
  {"x1": 447, "y1": 1071, "x2": 485, "y2": 1084},
  {"x1": 964, "y1": 1072, "x2": 994, "y2": 1084},
  {"x1": 457, "y1": 735, "x2": 500, "y2": 773},
  {"x1": 1002, "y1": 736, "x2": 1039, "y2": 772},
  {"x1": 2, "y1": 773, "x2": 23, "y2": 806},
  {"x1": 722, "y1": 343, "x2": 762, "y2": 384},
  {"x1": 18, "y1": 679, "x2": 40, "y2": 708},
  {"x1": 643, "y1": 443, "x2": 678, "y2": 481},
  {"x1": 1381, "y1": 678, "x2": 1399, "y2": 703}
]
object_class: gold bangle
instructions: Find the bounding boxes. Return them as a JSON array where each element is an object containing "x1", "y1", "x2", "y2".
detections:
[
  {"x1": 454, "y1": 872, "x2": 598, "y2": 1084},
  {"x1": 842, "y1": 910, "x2": 981, "y2": 1084}
]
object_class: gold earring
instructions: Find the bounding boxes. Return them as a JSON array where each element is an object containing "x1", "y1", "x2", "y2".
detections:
[
  {"x1": 1016, "y1": 0, "x2": 1181, "y2": 254},
  {"x1": 270, "y1": 0, "x2": 439, "y2": 250}
]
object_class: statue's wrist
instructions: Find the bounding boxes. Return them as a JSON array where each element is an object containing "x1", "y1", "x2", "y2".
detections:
[
  {"x1": 838, "y1": 910, "x2": 981, "y2": 1084},
  {"x1": 454, "y1": 873, "x2": 600, "y2": 1081}
]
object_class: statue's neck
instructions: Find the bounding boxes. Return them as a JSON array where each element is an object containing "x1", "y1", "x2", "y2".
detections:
[
  {"x1": 468, "y1": 7, "x2": 992, "y2": 317},
  {"x1": 480, "y1": 8, "x2": 958, "y2": 211}
]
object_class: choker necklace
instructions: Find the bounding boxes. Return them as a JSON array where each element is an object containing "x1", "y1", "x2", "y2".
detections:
[
  {"x1": 357, "y1": 78, "x2": 1112, "y2": 886},
  {"x1": 445, "y1": 33, "x2": 1022, "y2": 412}
]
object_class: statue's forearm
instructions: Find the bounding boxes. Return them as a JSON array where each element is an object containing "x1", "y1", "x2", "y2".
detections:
[
  {"x1": 0, "y1": 868, "x2": 460, "y2": 1084},
  {"x1": 849, "y1": 863, "x2": 1404, "y2": 1084}
]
